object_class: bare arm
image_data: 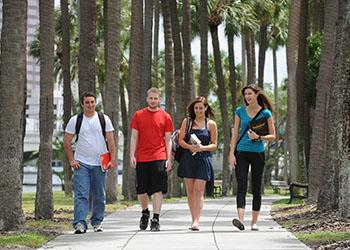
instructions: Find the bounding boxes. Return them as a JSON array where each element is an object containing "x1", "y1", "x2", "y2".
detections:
[
  {"x1": 164, "y1": 132, "x2": 172, "y2": 171},
  {"x1": 106, "y1": 131, "x2": 117, "y2": 168},
  {"x1": 129, "y1": 128, "x2": 138, "y2": 168},
  {"x1": 63, "y1": 132, "x2": 80, "y2": 169},
  {"x1": 229, "y1": 114, "x2": 241, "y2": 168}
]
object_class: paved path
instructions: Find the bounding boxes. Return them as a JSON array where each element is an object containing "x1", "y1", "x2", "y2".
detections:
[{"x1": 40, "y1": 197, "x2": 310, "y2": 250}]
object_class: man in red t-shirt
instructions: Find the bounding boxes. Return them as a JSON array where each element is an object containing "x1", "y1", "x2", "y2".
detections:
[{"x1": 130, "y1": 87, "x2": 174, "y2": 231}]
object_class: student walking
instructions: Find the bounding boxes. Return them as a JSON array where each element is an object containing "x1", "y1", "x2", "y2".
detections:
[
  {"x1": 178, "y1": 96, "x2": 218, "y2": 231},
  {"x1": 229, "y1": 84, "x2": 275, "y2": 231},
  {"x1": 64, "y1": 92, "x2": 117, "y2": 234},
  {"x1": 130, "y1": 87, "x2": 174, "y2": 231}
]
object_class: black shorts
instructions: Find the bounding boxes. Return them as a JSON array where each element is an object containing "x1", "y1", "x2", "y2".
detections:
[{"x1": 136, "y1": 160, "x2": 168, "y2": 196}]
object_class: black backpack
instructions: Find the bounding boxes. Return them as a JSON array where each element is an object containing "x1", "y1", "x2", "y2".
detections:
[{"x1": 75, "y1": 112, "x2": 106, "y2": 142}]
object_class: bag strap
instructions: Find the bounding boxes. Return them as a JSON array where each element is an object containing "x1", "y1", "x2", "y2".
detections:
[
  {"x1": 75, "y1": 112, "x2": 106, "y2": 143},
  {"x1": 184, "y1": 117, "x2": 193, "y2": 141},
  {"x1": 236, "y1": 108, "x2": 265, "y2": 147}
]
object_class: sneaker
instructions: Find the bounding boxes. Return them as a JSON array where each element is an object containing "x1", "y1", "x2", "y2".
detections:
[
  {"x1": 139, "y1": 212, "x2": 150, "y2": 230},
  {"x1": 251, "y1": 224, "x2": 259, "y2": 231},
  {"x1": 74, "y1": 223, "x2": 86, "y2": 234},
  {"x1": 232, "y1": 218, "x2": 245, "y2": 231},
  {"x1": 93, "y1": 224, "x2": 103, "y2": 232},
  {"x1": 150, "y1": 218, "x2": 160, "y2": 231}
]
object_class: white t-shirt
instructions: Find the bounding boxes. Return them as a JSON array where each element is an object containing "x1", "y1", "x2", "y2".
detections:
[{"x1": 65, "y1": 112, "x2": 114, "y2": 165}]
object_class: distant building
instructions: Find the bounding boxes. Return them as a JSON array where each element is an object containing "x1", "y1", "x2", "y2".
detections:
[{"x1": 0, "y1": 0, "x2": 63, "y2": 152}]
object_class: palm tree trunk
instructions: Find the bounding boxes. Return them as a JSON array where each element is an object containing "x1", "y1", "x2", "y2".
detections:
[
  {"x1": 241, "y1": 32, "x2": 247, "y2": 86},
  {"x1": 318, "y1": 0, "x2": 344, "y2": 210},
  {"x1": 199, "y1": 0, "x2": 209, "y2": 98},
  {"x1": 35, "y1": 0, "x2": 55, "y2": 220},
  {"x1": 183, "y1": 0, "x2": 195, "y2": 103},
  {"x1": 152, "y1": 0, "x2": 160, "y2": 88},
  {"x1": 308, "y1": 0, "x2": 338, "y2": 203},
  {"x1": 124, "y1": 0, "x2": 143, "y2": 200},
  {"x1": 169, "y1": 0, "x2": 185, "y2": 126},
  {"x1": 258, "y1": 23, "x2": 268, "y2": 89},
  {"x1": 141, "y1": 0, "x2": 153, "y2": 97},
  {"x1": 78, "y1": 0, "x2": 97, "y2": 95},
  {"x1": 61, "y1": 0, "x2": 73, "y2": 197},
  {"x1": 227, "y1": 32, "x2": 237, "y2": 112},
  {"x1": 161, "y1": 0, "x2": 180, "y2": 197},
  {"x1": 273, "y1": 48, "x2": 279, "y2": 180},
  {"x1": 210, "y1": 24, "x2": 231, "y2": 196},
  {"x1": 104, "y1": 0, "x2": 121, "y2": 204},
  {"x1": 337, "y1": 0, "x2": 350, "y2": 218},
  {"x1": 312, "y1": 0, "x2": 325, "y2": 32},
  {"x1": 286, "y1": 0, "x2": 301, "y2": 183},
  {"x1": 0, "y1": 0, "x2": 26, "y2": 231}
]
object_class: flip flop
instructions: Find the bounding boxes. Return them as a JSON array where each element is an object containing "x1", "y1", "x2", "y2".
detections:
[
  {"x1": 190, "y1": 226, "x2": 200, "y2": 231},
  {"x1": 232, "y1": 218, "x2": 245, "y2": 231}
]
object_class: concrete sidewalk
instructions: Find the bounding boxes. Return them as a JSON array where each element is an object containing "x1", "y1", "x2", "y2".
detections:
[{"x1": 40, "y1": 197, "x2": 310, "y2": 250}]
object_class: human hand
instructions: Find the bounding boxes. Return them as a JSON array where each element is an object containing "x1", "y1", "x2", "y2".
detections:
[
  {"x1": 70, "y1": 159, "x2": 80, "y2": 169},
  {"x1": 130, "y1": 155, "x2": 137, "y2": 169},
  {"x1": 165, "y1": 160, "x2": 172, "y2": 172},
  {"x1": 108, "y1": 158, "x2": 117, "y2": 169},
  {"x1": 247, "y1": 129, "x2": 259, "y2": 140},
  {"x1": 229, "y1": 153, "x2": 236, "y2": 169}
]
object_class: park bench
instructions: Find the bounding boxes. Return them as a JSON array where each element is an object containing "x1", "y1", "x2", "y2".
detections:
[
  {"x1": 288, "y1": 182, "x2": 308, "y2": 203},
  {"x1": 270, "y1": 179, "x2": 289, "y2": 194},
  {"x1": 213, "y1": 180, "x2": 222, "y2": 198}
]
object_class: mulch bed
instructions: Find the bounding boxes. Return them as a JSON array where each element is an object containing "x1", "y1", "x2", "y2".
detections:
[{"x1": 272, "y1": 204, "x2": 350, "y2": 250}]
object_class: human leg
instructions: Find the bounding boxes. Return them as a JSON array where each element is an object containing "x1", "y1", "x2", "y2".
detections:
[
  {"x1": 73, "y1": 162, "x2": 90, "y2": 232},
  {"x1": 250, "y1": 152, "x2": 265, "y2": 229},
  {"x1": 184, "y1": 178, "x2": 195, "y2": 224},
  {"x1": 191, "y1": 179, "x2": 206, "y2": 229},
  {"x1": 90, "y1": 165, "x2": 107, "y2": 228},
  {"x1": 235, "y1": 152, "x2": 250, "y2": 219},
  {"x1": 136, "y1": 162, "x2": 151, "y2": 230}
]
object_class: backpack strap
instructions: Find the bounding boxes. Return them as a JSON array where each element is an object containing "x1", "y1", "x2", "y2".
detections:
[
  {"x1": 97, "y1": 112, "x2": 106, "y2": 140},
  {"x1": 75, "y1": 112, "x2": 106, "y2": 143},
  {"x1": 75, "y1": 112, "x2": 84, "y2": 142}
]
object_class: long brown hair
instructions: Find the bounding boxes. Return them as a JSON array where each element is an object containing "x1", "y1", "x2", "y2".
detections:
[
  {"x1": 186, "y1": 96, "x2": 215, "y2": 121},
  {"x1": 241, "y1": 84, "x2": 274, "y2": 112}
]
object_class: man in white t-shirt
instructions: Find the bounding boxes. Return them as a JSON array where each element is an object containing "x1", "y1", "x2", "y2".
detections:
[{"x1": 64, "y1": 92, "x2": 116, "y2": 234}]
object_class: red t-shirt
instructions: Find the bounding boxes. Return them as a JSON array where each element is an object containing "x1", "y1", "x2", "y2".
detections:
[{"x1": 130, "y1": 108, "x2": 174, "y2": 162}]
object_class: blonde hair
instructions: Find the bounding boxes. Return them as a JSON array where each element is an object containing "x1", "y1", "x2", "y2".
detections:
[{"x1": 147, "y1": 87, "x2": 161, "y2": 97}]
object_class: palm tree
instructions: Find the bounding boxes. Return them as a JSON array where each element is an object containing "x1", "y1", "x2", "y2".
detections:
[
  {"x1": 286, "y1": 0, "x2": 302, "y2": 184},
  {"x1": 337, "y1": 0, "x2": 350, "y2": 217},
  {"x1": 183, "y1": 0, "x2": 195, "y2": 103},
  {"x1": 169, "y1": 0, "x2": 185, "y2": 127},
  {"x1": 78, "y1": 0, "x2": 97, "y2": 95},
  {"x1": 308, "y1": 0, "x2": 338, "y2": 203},
  {"x1": 208, "y1": 1, "x2": 231, "y2": 196},
  {"x1": 311, "y1": 0, "x2": 325, "y2": 33},
  {"x1": 141, "y1": 0, "x2": 153, "y2": 97},
  {"x1": 60, "y1": 0, "x2": 73, "y2": 197},
  {"x1": 153, "y1": 0, "x2": 160, "y2": 88},
  {"x1": 123, "y1": 0, "x2": 143, "y2": 200},
  {"x1": 268, "y1": 0, "x2": 288, "y2": 180},
  {"x1": 35, "y1": 0, "x2": 55, "y2": 220},
  {"x1": 199, "y1": 0, "x2": 209, "y2": 98},
  {"x1": 318, "y1": 0, "x2": 344, "y2": 210},
  {"x1": 0, "y1": 0, "x2": 27, "y2": 231},
  {"x1": 104, "y1": 0, "x2": 121, "y2": 203},
  {"x1": 161, "y1": 0, "x2": 179, "y2": 197}
]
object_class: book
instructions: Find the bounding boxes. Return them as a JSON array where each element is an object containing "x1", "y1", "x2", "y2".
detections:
[
  {"x1": 100, "y1": 152, "x2": 111, "y2": 172},
  {"x1": 190, "y1": 134, "x2": 202, "y2": 156},
  {"x1": 249, "y1": 117, "x2": 269, "y2": 136}
]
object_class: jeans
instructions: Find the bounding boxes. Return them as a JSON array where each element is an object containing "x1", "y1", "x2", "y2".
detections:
[
  {"x1": 235, "y1": 151, "x2": 265, "y2": 211},
  {"x1": 73, "y1": 161, "x2": 107, "y2": 229}
]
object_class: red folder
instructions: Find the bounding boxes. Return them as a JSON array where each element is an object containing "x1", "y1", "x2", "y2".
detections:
[{"x1": 100, "y1": 152, "x2": 111, "y2": 172}]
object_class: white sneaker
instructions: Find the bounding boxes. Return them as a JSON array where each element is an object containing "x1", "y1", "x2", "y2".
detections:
[
  {"x1": 251, "y1": 224, "x2": 259, "y2": 231},
  {"x1": 93, "y1": 224, "x2": 103, "y2": 232},
  {"x1": 74, "y1": 223, "x2": 86, "y2": 234}
]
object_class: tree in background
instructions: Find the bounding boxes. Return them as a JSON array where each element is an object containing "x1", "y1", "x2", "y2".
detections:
[{"x1": 0, "y1": 0, "x2": 27, "y2": 231}]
